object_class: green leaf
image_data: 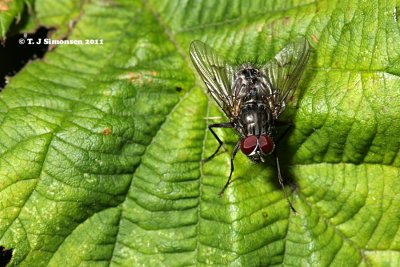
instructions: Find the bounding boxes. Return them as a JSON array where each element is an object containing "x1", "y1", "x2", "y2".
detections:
[
  {"x1": 1, "y1": 0, "x2": 400, "y2": 266},
  {"x1": 0, "y1": 0, "x2": 29, "y2": 39},
  {"x1": 34, "y1": 0, "x2": 83, "y2": 39}
]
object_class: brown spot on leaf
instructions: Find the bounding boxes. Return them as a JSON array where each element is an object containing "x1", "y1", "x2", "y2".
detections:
[
  {"x1": 0, "y1": 2, "x2": 9, "y2": 11},
  {"x1": 102, "y1": 128, "x2": 112, "y2": 135},
  {"x1": 311, "y1": 34, "x2": 318, "y2": 43},
  {"x1": 128, "y1": 72, "x2": 142, "y2": 82},
  {"x1": 283, "y1": 16, "x2": 290, "y2": 25}
]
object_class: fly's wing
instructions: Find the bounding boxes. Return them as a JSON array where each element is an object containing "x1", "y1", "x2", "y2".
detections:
[
  {"x1": 262, "y1": 38, "x2": 310, "y2": 118},
  {"x1": 189, "y1": 40, "x2": 235, "y2": 117}
]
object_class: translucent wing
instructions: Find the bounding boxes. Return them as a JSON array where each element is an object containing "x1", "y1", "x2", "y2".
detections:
[
  {"x1": 189, "y1": 40, "x2": 235, "y2": 117},
  {"x1": 262, "y1": 38, "x2": 310, "y2": 118}
]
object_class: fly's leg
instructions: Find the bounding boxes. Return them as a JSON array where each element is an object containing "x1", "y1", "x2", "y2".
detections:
[
  {"x1": 218, "y1": 141, "x2": 240, "y2": 197},
  {"x1": 273, "y1": 151, "x2": 297, "y2": 214},
  {"x1": 204, "y1": 122, "x2": 233, "y2": 162},
  {"x1": 275, "y1": 120, "x2": 294, "y2": 145},
  {"x1": 273, "y1": 120, "x2": 297, "y2": 213}
]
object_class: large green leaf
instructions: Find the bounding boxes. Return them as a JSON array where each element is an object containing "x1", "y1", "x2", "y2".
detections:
[{"x1": 1, "y1": 0, "x2": 400, "y2": 266}]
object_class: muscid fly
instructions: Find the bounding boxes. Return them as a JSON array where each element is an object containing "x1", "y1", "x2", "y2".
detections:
[{"x1": 189, "y1": 38, "x2": 310, "y2": 212}]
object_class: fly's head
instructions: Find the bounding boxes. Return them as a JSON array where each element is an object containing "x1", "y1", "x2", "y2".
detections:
[{"x1": 240, "y1": 134, "x2": 275, "y2": 162}]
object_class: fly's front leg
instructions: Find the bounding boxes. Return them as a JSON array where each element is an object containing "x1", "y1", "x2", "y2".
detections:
[
  {"x1": 273, "y1": 150, "x2": 297, "y2": 214},
  {"x1": 218, "y1": 141, "x2": 240, "y2": 197},
  {"x1": 204, "y1": 122, "x2": 233, "y2": 161},
  {"x1": 273, "y1": 120, "x2": 297, "y2": 213}
]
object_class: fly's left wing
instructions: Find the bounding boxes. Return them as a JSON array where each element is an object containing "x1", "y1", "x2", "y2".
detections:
[
  {"x1": 189, "y1": 40, "x2": 235, "y2": 117},
  {"x1": 262, "y1": 38, "x2": 311, "y2": 118}
]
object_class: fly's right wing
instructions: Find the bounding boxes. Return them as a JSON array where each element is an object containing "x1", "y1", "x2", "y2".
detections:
[
  {"x1": 262, "y1": 38, "x2": 310, "y2": 118},
  {"x1": 189, "y1": 40, "x2": 235, "y2": 117}
]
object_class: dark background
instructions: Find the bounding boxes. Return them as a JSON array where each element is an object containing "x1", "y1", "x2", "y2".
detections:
[{"x1": 0, "y1": 27, "x2": 49, "y2": 88}]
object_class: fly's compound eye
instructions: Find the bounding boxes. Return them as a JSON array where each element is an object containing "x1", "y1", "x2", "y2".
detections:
[
  {"x1": 240, "y1": 135, "x2": 258, "y2": 155},
  {"x1": 259, "y1": 135, "x2": 274, "y2": 154}
]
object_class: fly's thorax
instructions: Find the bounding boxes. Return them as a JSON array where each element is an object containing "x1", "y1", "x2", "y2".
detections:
[{"x1": 237, "y1": 102, "x2": 272, "y2": 137}]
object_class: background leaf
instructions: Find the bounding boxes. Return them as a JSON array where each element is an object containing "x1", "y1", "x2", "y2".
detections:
[
  {"x1": 0, "y1": 0, "x2": 30, "y2": 38},
  {"x1": 1, "y1": 0, "x2": 400, "y2": 266}
]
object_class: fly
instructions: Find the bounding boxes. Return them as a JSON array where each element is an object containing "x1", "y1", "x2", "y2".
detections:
[{"x1": 189, "y1": 38, "x2": 310, "y2": 213}]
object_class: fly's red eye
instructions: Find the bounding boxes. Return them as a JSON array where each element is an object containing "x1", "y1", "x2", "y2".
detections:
[
  {"x1": 240, "y1": 135, "x2": 258, "y2": 155},
  {"x1": 259, "y1": 135, "x2": 274, "y2": 154}
]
